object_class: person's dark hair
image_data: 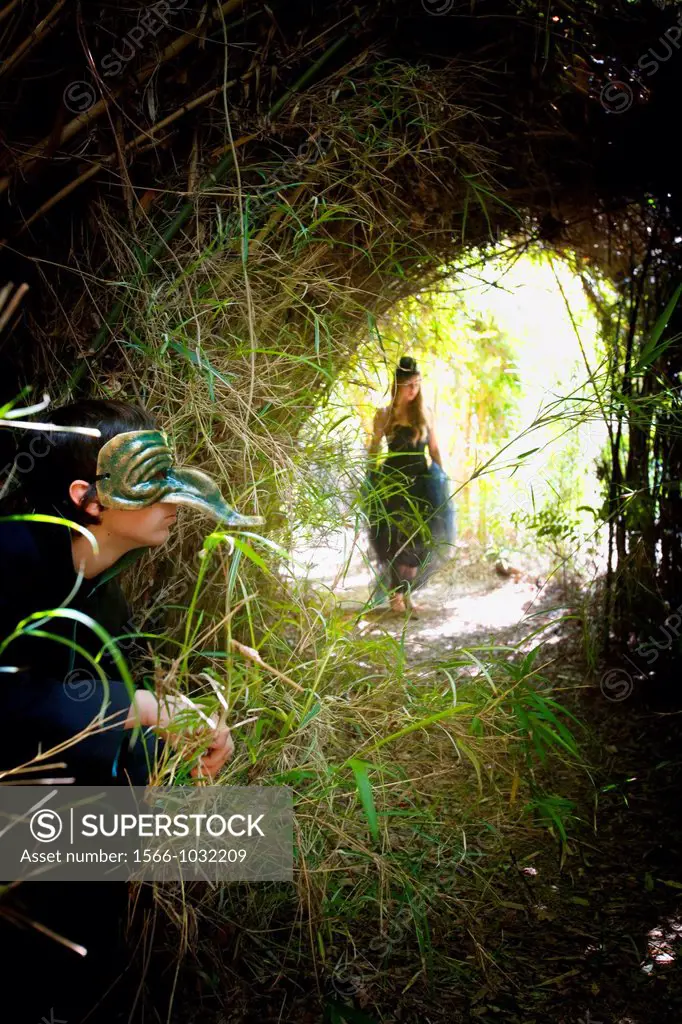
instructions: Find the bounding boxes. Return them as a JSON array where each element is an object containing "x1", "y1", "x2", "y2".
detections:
[
  {"x1": 395, "y1": 355, "x2": 419, "y2": 383},
  {"x1": 0, "y1": 399, "x2": 157, "y2": 526}
]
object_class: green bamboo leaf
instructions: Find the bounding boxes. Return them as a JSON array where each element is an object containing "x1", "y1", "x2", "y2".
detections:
[
  {"x1": 252, "y1": 349, "x2": 334, "y2": 381},
  {"x1": 513, "y1": 704, "x2": 531, "y2": 732},
  {"x1": 530, "y1": 797, "x2": 570, "y2": 843},
  {"x1": 528, "y1": 717, "x2": 577, "y2": 758},
  {"x1": 516, "y1": 447, "x2": 541, "y2": 460},
  {"x1": 0, "y1": 513, "x2": 98, "y2": 552},
  {"x1": 529, "y1": 700, "x2": 579, "y2": 749},
  {"x1": 231, "y1": 537, "x2": 270, "y2": 573},
  {"x1": 236, "y1": 531, "x2": 289, "y2": 559},
  {"x1": 327, "y1": 413, "x2": 354, "y2": 433},
  {"x1": 637, "y1": 282, "x2": 682, "y2": 368},
  {"x1": 456, "y1": 740, "x2": 484, "y2": 793},
  {"x1": 530, "y1": 726, "x2": 548, "y2": 763},
  {"x1": 241, "y1": 198, "x2": 250, "y2": 264},
  {"x1": 273, "y1": 769, "x2": 318, "y2": 784},
  {"x1": 459, "y1": 649, "x2": 498, "y2": 694},
  {"x1": 349, "y1": 758, "x2": 379, "y2": 843},
  {"x1": 300, "y1": 701, "x2": 322, "y2": 727},
  {"x1": 539, "y1": 695, "x2": 585, "y2": 730},
  {"x1": 165, "y1": 338, "x2": 235, "y2": 389},
  {"x1": 357, "y1": 704, "x2": 475, "y2": 759}
]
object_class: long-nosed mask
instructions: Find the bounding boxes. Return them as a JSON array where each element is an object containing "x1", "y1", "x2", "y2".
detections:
[{"x1": 94, "y1": 429, "x2": 264, "y2": 527}]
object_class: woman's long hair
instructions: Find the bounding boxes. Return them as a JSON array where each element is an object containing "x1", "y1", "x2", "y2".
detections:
[
  {"x1": 385, "y1": 355, "x2": 427, "y2": 444},
  {"x1": 0, "y1": 399, "x2": 157, "y2": 526}
]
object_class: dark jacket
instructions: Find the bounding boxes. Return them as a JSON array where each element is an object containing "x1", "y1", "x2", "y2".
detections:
[{"x1": 0, "y1": 516, "x2": 162, "y2": 784}]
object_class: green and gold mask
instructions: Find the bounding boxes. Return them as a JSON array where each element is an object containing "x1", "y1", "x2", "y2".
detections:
[{"x1": 95, "y1": 429, "x2": 263, "y2": 527}]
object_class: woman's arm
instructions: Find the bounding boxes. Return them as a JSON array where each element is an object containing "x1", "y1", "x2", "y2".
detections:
[
  {"x1": 367, "y1": 408, "x2": 387, "y2": 457},
  {"x1": 427, "y1": 411, "x2": 444, "y2": 469}
]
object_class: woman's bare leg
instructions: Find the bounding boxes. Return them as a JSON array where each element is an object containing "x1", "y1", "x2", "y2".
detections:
[
  {"x1": 403, "y1": 573, "x2": 419, "y2": 617},
  {"x1": 392, "y1": 566, "x2": 417, "y2": 615}
]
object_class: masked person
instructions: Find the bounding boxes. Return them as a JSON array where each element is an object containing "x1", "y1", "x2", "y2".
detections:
[
  {"x1": 365, "y1": 356, "x2": 456, "y2": 614},
  {"x1": 0, "y1": 398, "x2": 264, "y2": 1022}
]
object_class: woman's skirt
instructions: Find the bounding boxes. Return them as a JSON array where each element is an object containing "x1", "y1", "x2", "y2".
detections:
[{"x1": 363, "y1": 461, "x2": 456, "y2": 596}]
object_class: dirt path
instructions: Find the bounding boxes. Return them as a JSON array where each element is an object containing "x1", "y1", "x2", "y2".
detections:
[{"x1": 322, "y1": 538, "x2": 564, "y2": 649}]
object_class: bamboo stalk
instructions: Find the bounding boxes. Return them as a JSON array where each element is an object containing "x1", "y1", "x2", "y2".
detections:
[
  {"x1": 15, "y1": 164, "x2": 103, "y2": 236},
  {"x1": 0, "y1": 0, "x2": 245, "y2": 196},
  {"x1": 0, "y1": 0, "x2": 68, "y2": 79},
  {"x1": 0, "y1": 905, "x2": 88, "y2": 956},
  {"x1": 229, "y1": 638, "x2": 305, "y2": 693},
  {"x1": 0, "y1": 0, "x2": 21, "y2": 24},
  {"x1": 0, "y1": 281, "x2": 28, "y2": 334},
  {"x1": 13, "y1": 82, "x2": 240, "y2": 238}
]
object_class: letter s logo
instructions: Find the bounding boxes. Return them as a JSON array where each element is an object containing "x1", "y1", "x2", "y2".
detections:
[
  {"x1": 634, "y1": 642, "x2": 659, "y2": 666},
  {"x1": 63, "y1": 81, "x2": 97, "y2": 113},
  {"x1": 101, "y1": 54, "x2": 124, "y2": 78},
  {"x1": 30, "y1": 809, "x2": 63, "y2": 842}
]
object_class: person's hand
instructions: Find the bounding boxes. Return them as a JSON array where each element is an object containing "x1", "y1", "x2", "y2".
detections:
[
  {"x1": 190, "y1": 722, "x2": 234, "y2": 780},
  {"x1": 125, "y1": 690, "x2": 235, "y2": 778}
]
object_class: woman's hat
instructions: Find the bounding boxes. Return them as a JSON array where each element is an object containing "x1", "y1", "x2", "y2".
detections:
[{"x1": 395, "y1": 356, "x2": 419, "y2": 382}]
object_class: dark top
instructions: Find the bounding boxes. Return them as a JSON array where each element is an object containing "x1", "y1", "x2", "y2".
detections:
[
  {"x1": 0, "y1": 517, "x2": 161, "y2": 784},
  {"x1": 385, "y1": 423, "x2": 430, "y2": 476}
]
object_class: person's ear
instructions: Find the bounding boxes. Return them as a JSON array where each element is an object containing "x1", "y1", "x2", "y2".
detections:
[{"x1": 69, "y1": 479, "x2": 103, "y2": 517}]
